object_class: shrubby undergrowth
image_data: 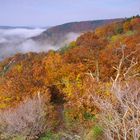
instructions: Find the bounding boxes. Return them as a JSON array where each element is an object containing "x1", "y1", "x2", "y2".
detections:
[{"x1": 0, "y1": 94, "x2": 56, "y2": 140}]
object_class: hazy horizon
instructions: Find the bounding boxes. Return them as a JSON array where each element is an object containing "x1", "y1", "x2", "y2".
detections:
[
  {"x1": 0, "y1": 0, "x2": 139, "y2": 27},
  {"x1": 0, "y1": 17, "x2": 124, "y2": 28}
]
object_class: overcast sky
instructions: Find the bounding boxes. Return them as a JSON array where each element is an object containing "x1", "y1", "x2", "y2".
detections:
[{"x1": 0, "y1": 0, "x2": 139, "y2": 27}]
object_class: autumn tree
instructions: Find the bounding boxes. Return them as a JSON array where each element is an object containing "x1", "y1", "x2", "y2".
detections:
[
  {"x1": 123, "y1": 21, "x2": 132, "y2": 32},
  {"x1": 77, "y1": 32, "x2": 107, "y2": 82}
]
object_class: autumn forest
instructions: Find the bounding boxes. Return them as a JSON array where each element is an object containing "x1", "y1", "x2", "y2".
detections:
[{"x1": 0, "y1": 16, "x2": 140, "y2": 140}]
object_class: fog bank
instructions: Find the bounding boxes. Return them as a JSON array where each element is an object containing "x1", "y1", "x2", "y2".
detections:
[{"x1": 0, "y1": 28, "x2": 80, "y2": 61}]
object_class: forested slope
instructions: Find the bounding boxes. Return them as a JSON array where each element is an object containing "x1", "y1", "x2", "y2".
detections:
[{"x1": 0, "y1": 16, "x2": 140, "y2": 140}]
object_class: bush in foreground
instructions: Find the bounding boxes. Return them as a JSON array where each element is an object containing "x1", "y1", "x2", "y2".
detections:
[{"x1": 0, "y1": 93, "x2": 55, "y2": 140}]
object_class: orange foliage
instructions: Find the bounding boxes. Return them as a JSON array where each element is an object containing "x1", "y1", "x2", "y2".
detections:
[{"x1": 0, "y1": 18, "x2": 139, "y2": 125}]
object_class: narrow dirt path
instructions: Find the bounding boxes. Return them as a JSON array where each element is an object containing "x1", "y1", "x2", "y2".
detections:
[{"x1": 54, "y1": 104, "x2": 65, "y2": 132}]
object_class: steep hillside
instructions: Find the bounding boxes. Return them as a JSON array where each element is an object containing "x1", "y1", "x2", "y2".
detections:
[
  {"x1": 33, "y1": 18, "x2": 123, "y2": 46},
  {"x1": 0, "y1": 17, "x2": 140, "y2": 139}
]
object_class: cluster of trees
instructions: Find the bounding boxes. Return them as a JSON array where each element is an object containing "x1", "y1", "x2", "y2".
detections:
[
  {"x1": 0, "y1": 17, "x2": 140, "y2": 139},
  {"x1": 95, "y1": 16, "x2": 140, "y2": 38}
]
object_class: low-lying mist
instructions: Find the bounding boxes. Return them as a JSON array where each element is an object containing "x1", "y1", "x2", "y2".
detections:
[{"x1": 0, "y1": 28, "x2": 81, "y2": 61}]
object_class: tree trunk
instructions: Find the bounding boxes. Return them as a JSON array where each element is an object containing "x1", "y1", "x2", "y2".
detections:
[{"x1": 95, "y1": 50, "x2": 100, "y2": 82}]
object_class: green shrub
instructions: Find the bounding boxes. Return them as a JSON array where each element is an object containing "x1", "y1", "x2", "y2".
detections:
[
  {"x1": 92, "y1": 125, "x2": 103, "y2": 139},
  {"x1": 84, "y1": 112, "x2": 96, "y2": 121},
  {"x1": 115, "y1": 27, "x2": 123, "y2": 34},
  {"x1": 39, "y1": 131, "x2": 60, "y2": 140}
]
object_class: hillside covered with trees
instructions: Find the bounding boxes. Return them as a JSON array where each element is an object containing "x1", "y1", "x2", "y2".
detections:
[
  {"x1": 32, "y1": 18, "x2": 122, "y2": 46},
  {"x1": 0, "y1": 16, "x2": 140, "y2": 140}
]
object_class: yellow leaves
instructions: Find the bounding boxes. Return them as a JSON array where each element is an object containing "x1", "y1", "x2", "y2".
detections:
[
  {"x1": 95, "y1": 27, "x2": 104, "y2": 37},
  {"x1": 0, "y1": 96, "x2": 11, "y2": 109},
  {"x1": 4, "y1": 97, "x2": 12, "y2": 102},
  {"x1": 110, "y1": 34, "x2": 121, "y2": 42},
  {"x1": 0, "y1": 103, "x2": 7, "y2": 109},
  {"x1": 69, "y1": 41, "x2": 76, "y2": 48},
  {"x1": 123, "y1": 21, "x2": 132, "y2": 32},
  {"x1": 16, "y1": 64, "x2": 23, "y2": 73},
  {"x1": 60, "y1": 74, "x2": 84, "y2": 98},
  {"x1": 76, "y1": 74, "x2": 83, "y2": 90},
  {"x1": 62, "y1": 77, "x2": 73, "y2": 97}
]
